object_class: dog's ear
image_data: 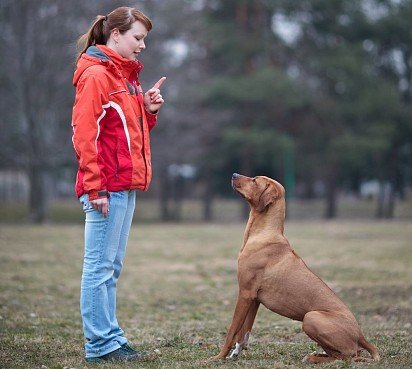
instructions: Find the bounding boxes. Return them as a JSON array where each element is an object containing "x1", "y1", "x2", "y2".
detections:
[{"x1": 256, "y1": 186, "x2": 278, "y2": 212}]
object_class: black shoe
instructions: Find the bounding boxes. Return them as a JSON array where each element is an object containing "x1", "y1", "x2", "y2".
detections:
[
  {"x1": 85, "y1": 347, "x2": 140, "y2": 363},
  {"x1": 121, "y1": 343, "x2": 149, "y2": 359},
  {"x1": 121, "y1": 342, "x2": 137, "y2": 353}
]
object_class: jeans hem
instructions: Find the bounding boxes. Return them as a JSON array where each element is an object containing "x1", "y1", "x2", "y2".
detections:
[{"x1": 85, "y1": 342, "x2": 122, "y2": 359}]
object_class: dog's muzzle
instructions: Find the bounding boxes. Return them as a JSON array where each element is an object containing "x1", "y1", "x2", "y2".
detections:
[
  {"x1": 232, "y1": 173, "x2": 240, "y2": 189},
  {"x1": 231, "y1": 173, "x2": 246, "y2": 198},
  {"x1": 232, "y1": 173, "x2": 239, "y2": 191}
]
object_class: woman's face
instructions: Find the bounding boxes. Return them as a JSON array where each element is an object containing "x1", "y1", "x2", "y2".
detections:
[{"x1": 114, "y1": 21, "x2": 148, "y2": 60}]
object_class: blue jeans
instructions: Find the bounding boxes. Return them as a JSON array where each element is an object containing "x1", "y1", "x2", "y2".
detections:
[{"x1": 79, "y1": 190, "x2": 136, "y2": 358}]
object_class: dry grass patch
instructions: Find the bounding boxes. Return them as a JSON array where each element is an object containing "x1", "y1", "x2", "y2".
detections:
[{"x1": 0, "y1": 220, "x2": 411, "y2": 368}]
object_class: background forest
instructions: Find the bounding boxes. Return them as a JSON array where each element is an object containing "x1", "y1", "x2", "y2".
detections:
[{"x1": 1, "y1": 0, "x2": 411, "y2": 223}]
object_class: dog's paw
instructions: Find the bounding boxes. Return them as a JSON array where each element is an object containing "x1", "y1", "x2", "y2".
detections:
[
  {"x1": 302, "y1": 354, "x2": 310, "y2": 363},
  {"x1": 204, "y1": 354, "x2": 225, "y2": 364},
  {"x1": 227, "y1": 343, "x2": 242, "y2": 359},
  {"x1": 302, "y1": 351, "x2": 319, "y2": 363}
]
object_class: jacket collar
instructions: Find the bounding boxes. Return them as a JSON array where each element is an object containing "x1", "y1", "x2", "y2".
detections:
[
  {"x1": 87, "y1": 44, "x2": 144, "y2": 79},
  {"x1": 73, "y1": 45, "x2": 144, "y2": 87}
]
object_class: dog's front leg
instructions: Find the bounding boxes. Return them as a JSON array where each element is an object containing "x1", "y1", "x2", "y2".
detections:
[
  {"x1": 210, "y1": 292, "x2": 255, "y2": 361},
  {"x1": 229, "y1": 300, "x2": 259, "y2": 358}
]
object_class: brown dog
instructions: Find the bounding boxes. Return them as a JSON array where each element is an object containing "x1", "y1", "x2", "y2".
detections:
[{"x1": 210, "y1": 174, "x2": 380, "y2": 363}]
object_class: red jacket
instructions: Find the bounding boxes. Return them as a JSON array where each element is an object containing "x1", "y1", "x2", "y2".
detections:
[{"x1": 72, "y1": 45, "x2": 158, "y2": 200}]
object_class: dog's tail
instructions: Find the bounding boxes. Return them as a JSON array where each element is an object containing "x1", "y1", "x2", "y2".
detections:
[{"x1": 359, "y1": 335, "x2": 380, "y2": 361}]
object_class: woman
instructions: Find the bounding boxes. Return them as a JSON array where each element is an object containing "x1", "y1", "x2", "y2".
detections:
[{"x1": 72, "y1": 6, "x2": 165, "y2": 362}]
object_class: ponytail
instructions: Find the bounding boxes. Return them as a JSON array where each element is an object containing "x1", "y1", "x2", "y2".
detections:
[
  {"x1": 76, "y1": 15, "x2": 107, "y2": 62},
  {"x1": 76, "y1": 7, "x2": 153, "y2": 63}
]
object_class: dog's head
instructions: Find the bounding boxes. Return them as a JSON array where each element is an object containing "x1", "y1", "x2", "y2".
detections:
[{"x1": 231, "y1": 173, "x2": 285, "y2": 212}]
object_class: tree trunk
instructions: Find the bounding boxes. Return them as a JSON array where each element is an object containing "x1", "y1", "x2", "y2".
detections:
[
  {"x1": 202, "y1": 175, "x2": 213, "y2": 222},
  {"x1": 385, "y1": 147, "x2": 400, "y2": 218},
  {"x1": 376, "y1": 186, "x2": 384, "y2": 219},
  {"x1": 159, "y1": 170, "x2": 172, "y2": 221},
  {"x1": 376, "y1": 182, "x2": 395, "y2": 219},
  {"x1": 12, "y1": 2, "x2": 49, "y2": 223},
  {"x1": 24, "y1": 91, "x2": 48, "y2": 223},
  {"x1": 385, "y1": 184, "x2": 395, "y2": 218},
  {"x1": 172, "y1": 176, "x2": 183, "y2": 222},
  {"x1": 376, "y1": 146, "x2": 398, "y2": 219},
  {"x1": 28, "y1": 165, "x2": 48, "y2": 223},
  {"x1": 324, "y1": 172, "x2": 338, "y2": 219}
]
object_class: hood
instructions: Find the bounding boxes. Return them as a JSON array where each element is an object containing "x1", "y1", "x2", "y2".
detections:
[{"x1": 73, "y1": 45, "x2": 144, "y2": 86}]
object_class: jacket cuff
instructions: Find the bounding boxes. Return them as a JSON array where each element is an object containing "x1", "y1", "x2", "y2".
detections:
[
  {"x1": 88, "y1": 190, "x2": 108, "y2": 201},
  {"x1": 145, "y1": 110, "x2": 158, "y2": 131}
]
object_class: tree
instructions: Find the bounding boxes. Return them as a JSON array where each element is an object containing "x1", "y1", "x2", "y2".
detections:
[
  {"x1": 0, "y1": 0, "x2": 82, "y2": 222},
  {"x1": 277, "y1": 0, "x2": 412, "y2": 218},
  {"x1": 363, "y1": 0, "x2": 412, "y2": 217},
  {"x1": 139, "y1": 0, "x2": 213, "y2": 221},
  {"x1": 196, "y1": 0, "x2": 311, "y2": 218},
  {"x1": 0, "y1": 0, "x2": 166, "y2": 222}
]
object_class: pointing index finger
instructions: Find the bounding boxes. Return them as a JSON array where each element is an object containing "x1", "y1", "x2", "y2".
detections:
[{"x1": 153, "y1": 76, "x2": 166, "y2": 89}]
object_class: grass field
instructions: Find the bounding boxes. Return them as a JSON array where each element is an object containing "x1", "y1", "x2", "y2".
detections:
[{"x1": 0, "y1": 220, "x2": 411, "y2": 369}]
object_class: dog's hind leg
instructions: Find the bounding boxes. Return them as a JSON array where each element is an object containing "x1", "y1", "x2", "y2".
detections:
[
  {"x1": 302, "y1": 353, "x2": 346, "y2": 364},
  {"x1": 228, "y1": 301, "x2": 259, "y2": 358},
  {"x1": 302, "y1": 311, "x2": 359, "y2": 362}
]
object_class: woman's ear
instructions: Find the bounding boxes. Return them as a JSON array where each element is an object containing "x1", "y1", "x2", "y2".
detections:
[{"x1": 111, "y1": 28, "x2": 120, "y2": 42}]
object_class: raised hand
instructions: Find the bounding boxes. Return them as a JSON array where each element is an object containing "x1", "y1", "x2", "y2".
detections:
[{"x1": 144, "y1": 76, "x2": 166, "y2": 113}]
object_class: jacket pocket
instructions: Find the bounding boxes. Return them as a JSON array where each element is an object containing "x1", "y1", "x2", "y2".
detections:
[
  {"x1": 79, "y1": 194, "x2": 95, "y2": 213},
  {"x1": 115, "y1": 140, "x2": 133, "y2": 180}
]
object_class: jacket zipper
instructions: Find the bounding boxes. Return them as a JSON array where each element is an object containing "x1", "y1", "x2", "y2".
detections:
[
  {"x1": 124, "y1": 77, "x2": 149, "y2": 190},
  {"x1": 138, "y1": 115, "x2": 148, "y2": 190}
]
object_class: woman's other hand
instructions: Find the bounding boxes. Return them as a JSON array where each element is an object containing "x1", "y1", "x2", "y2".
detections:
[{"x1": 90, "y1": 197, "x2": 109, "y2": 217}]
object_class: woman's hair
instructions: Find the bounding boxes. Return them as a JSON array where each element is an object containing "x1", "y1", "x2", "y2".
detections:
[{"x1": 76, "y1": 7, "x2": 152, "y2": 62}]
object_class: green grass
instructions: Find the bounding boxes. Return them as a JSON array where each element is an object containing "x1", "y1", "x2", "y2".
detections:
[{"x1": 0, "y1": 220, "x2": 411, "y2": 368}]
